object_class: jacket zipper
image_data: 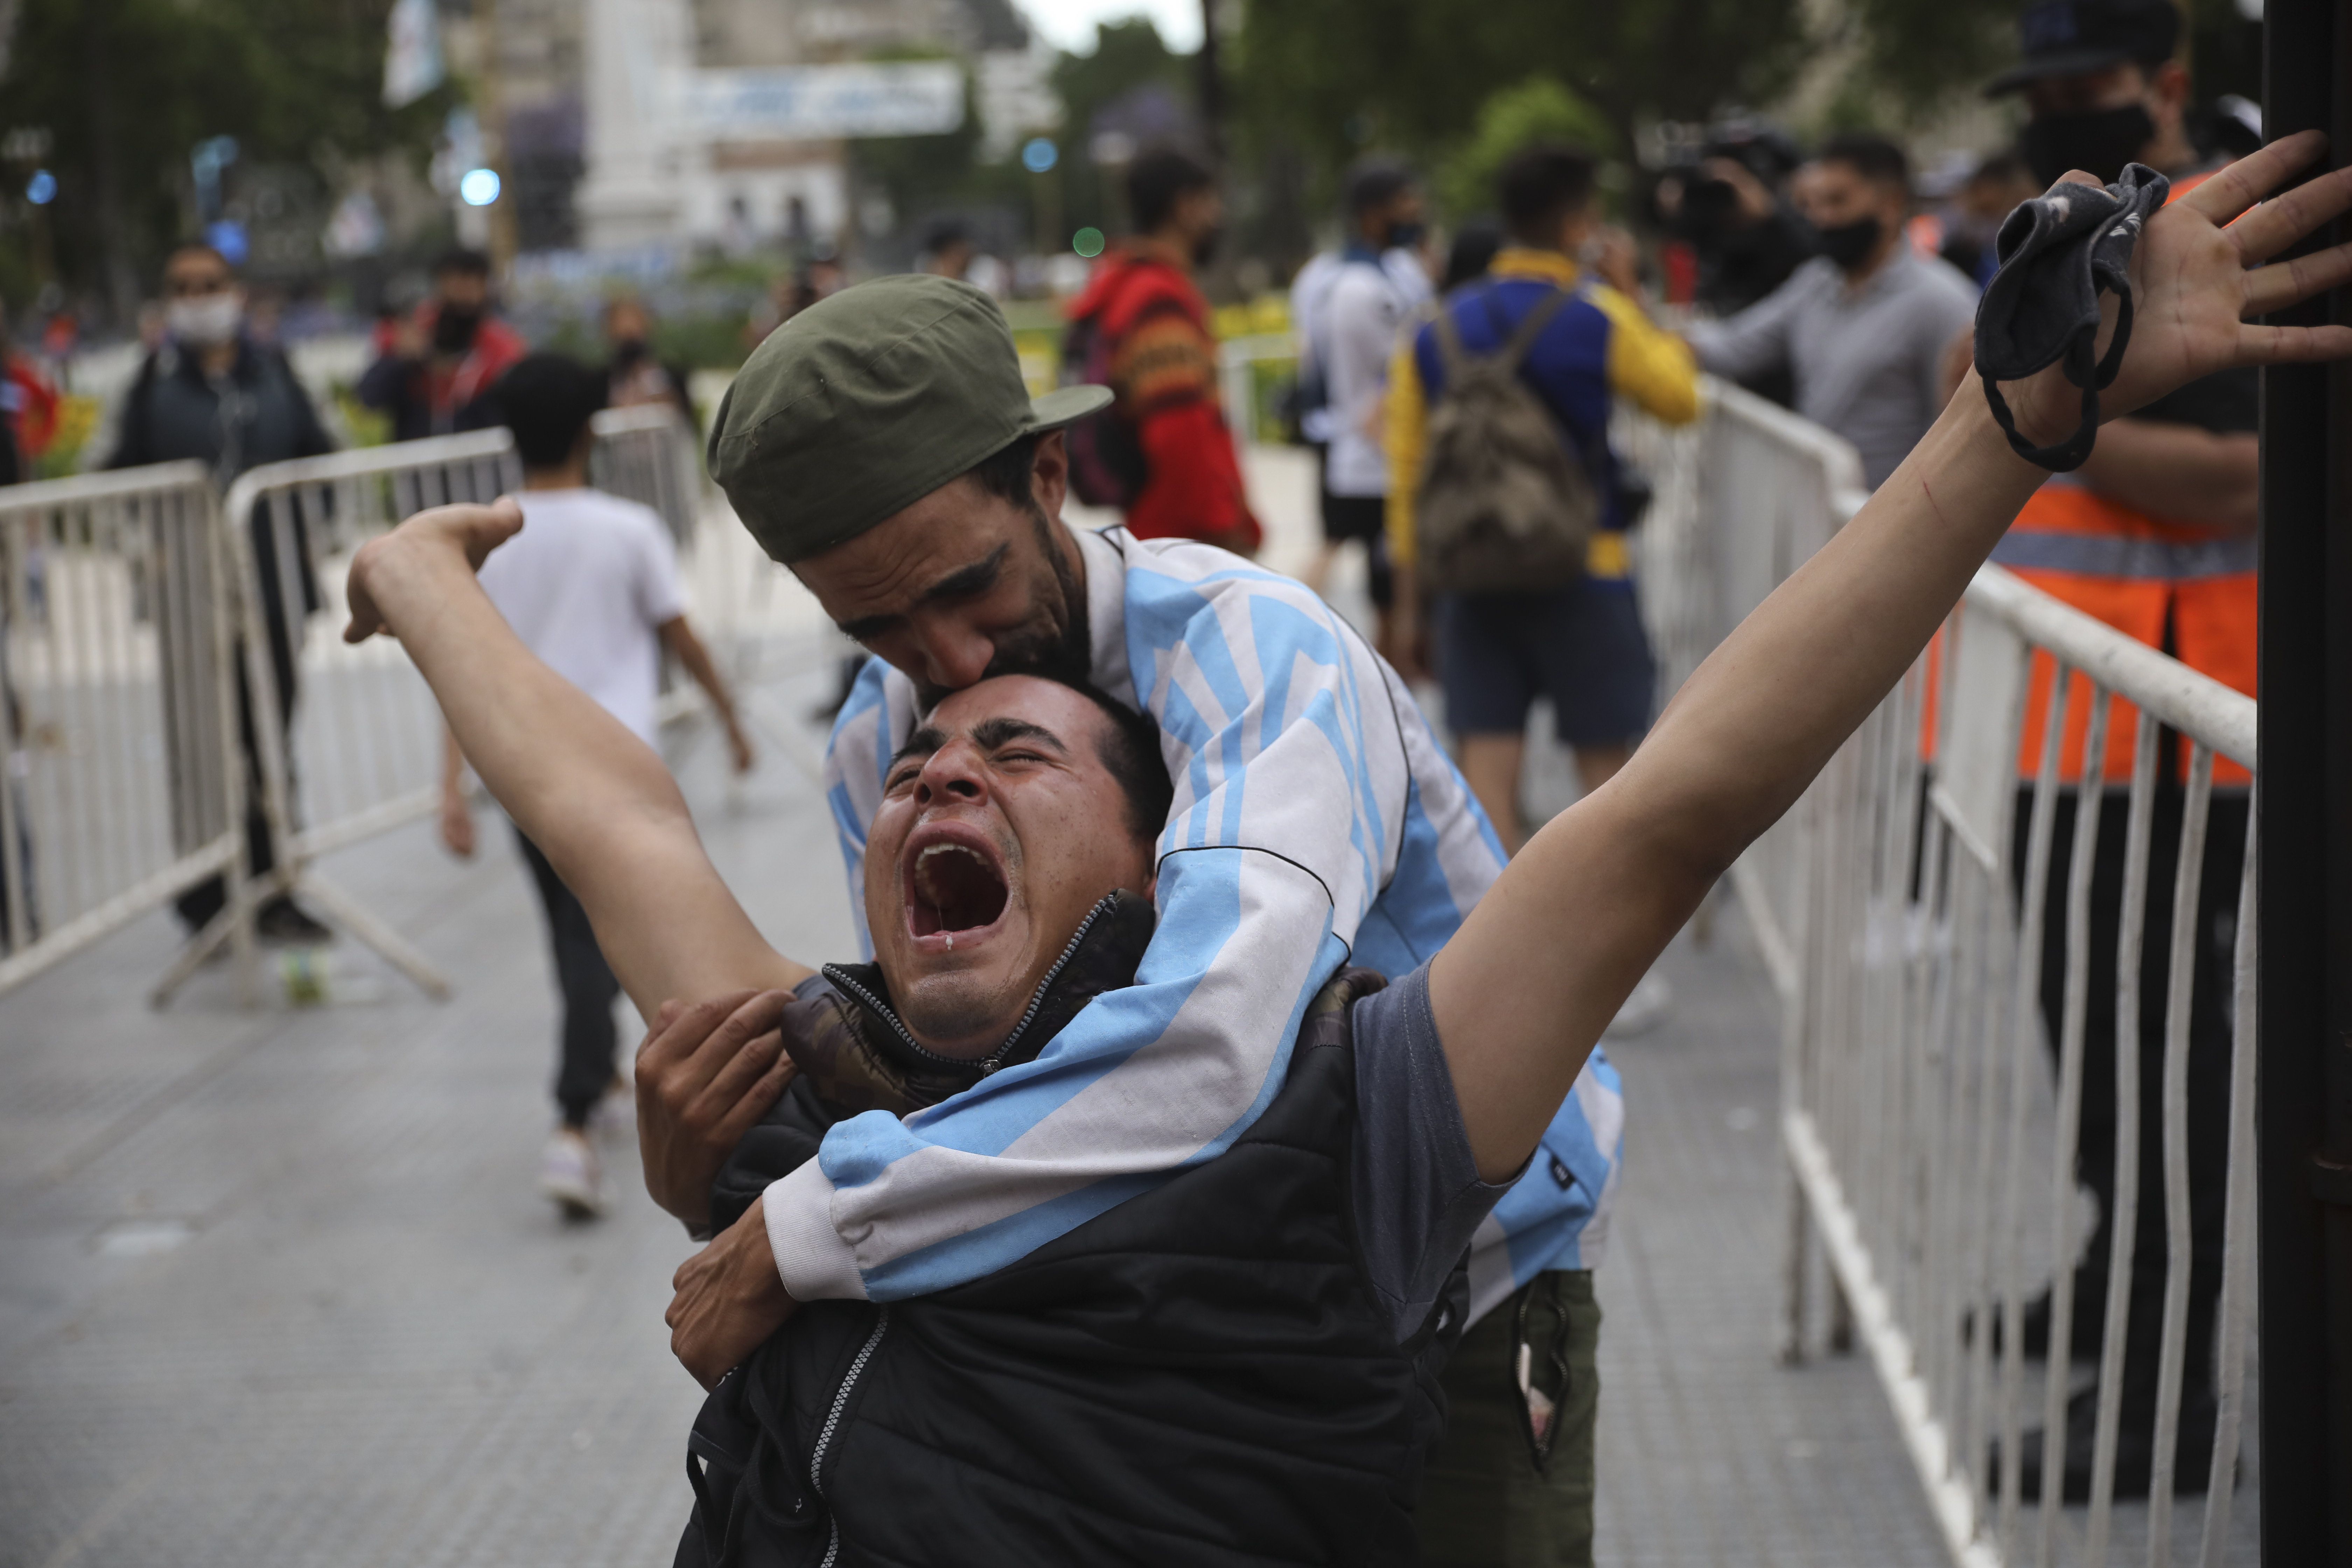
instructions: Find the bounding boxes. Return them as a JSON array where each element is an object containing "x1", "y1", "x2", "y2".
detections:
[
  {"x1": 809, "y1": 1305, "x2": 890, "y2": 1568},
  {"x1": 822, "y1": 893, "x2": 1118, "y2": 1078}
]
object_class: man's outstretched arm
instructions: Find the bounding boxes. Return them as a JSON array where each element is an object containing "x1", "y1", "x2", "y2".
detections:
[
  {"x1": 344, "y1": 503, "x2": 811, "y2": 1016},
  {"x1": 1437, "y1": 136, "x2": 2352, "y2": 1182}
]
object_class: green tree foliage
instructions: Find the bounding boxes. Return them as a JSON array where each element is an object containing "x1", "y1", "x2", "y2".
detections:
[
  {"x1": 1234, "y1": 0, "x2": 1811, "y2": 184},
  {"x1": 1048, "y1": 18, "x2": 1192, "y2": 234},
  {"x1": 1, "y1": 0, "x2": 448, "y2": 315},
  {"x1": 1436, "y1": 78, "x2": 1615, "y2": 218}
]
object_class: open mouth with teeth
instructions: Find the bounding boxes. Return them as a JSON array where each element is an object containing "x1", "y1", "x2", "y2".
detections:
[{"x1": 907, "y1": 839, "x2": 1011, "y2": 940}]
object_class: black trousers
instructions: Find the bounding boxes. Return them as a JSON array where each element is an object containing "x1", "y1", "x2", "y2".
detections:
[
  {"x1": 515, "y1": 828, "x2": 623, "y2": 1129},
  {"x1": 174, "y1": 649, "x2": 291, "y2": 931},
  {"x1": 2015, "y1": 783, "x2": 2246, "y2": 1404},
  {"x1": 175, "y1": 512, "x2": 313, "y2": 932}
]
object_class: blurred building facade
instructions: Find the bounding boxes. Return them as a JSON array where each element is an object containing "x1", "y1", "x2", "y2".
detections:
[{"x1": 563, "y1": 0, "x2": 1055, "y2": 256}]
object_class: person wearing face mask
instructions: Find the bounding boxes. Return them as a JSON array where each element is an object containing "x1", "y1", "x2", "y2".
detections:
[
  {"x1": 1060, "y1": 143, "x2": 1261, "y2": 554},
  {"x1": 1974, "y1": 0, "x2": 2258, "y2": 1504},
  {"x1": 1298, "y1": 158, "x2": 1431, "y2": 630},
  {"x1": 356, "y1": 247, "x2": 528, "y2": 442},
  {"x1": 1682, "y1": 135, "x2": 1980, "y2": 490},
  {"x1": 106, "y1": 240, "x2": 339, "y2": 946}
]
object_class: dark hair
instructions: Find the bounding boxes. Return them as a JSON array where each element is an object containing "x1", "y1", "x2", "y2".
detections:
[
  {"x1": 1344, "y1": 156, "x2": 1415, "y2": 218},
  {"x1": 1052, "y1": 678, "x2": 1173, "y2": 846},
  {"x1": 486, "y1": 352, "x2": 608, "y2": 469},
  {"x1": 968, "y1": 432, "x2": 1041, "y2": 510},
  {"x1": 1127, "y1": 145, "x2": 1216, "y2": 234},
  {"x1": 1441, "y1": 219, "x2": 1505, "y2": 292},
  {"x1": 1498, "y1": 144, "x2": 1598, "y2": 246},
  {"x1": 432, "y1": 246, "x2": 493, "y2": 279},
  {"x1": 1815, "y1": 134, "x2": 1911, "y2": 192}
]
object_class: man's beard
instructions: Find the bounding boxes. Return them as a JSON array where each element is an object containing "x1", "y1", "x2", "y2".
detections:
[{"x1": 910, "y1": 508, "x2": 1092, "y2": 707}]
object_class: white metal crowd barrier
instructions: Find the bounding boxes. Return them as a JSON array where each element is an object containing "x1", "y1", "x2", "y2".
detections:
[
  {"x1": 1632, "y1": 377, "x2": 2259, "y2": 1567},
  {"x1": 0, "y1": 463, "x2": 254, "y2": 999},
  {"x1": 151, "y1": 431, "x2": 523, "y2": 1004},
  {"x1": 590, "y1": 402, "x2": 702, "y2": 546}
]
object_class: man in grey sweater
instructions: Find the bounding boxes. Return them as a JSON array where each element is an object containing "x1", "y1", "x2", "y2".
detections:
[{"x1": 1684, "y1": 134, "x2": 1979, "y2": 488}]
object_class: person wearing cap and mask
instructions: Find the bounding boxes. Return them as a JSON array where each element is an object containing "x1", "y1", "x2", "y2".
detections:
[
  {"x1": 1974, "y1": 0, "x2": 2259, "y2": 1504},
  {"x1": 106, "y1": 240, "x2": 339, "y2": 946},
  {"x1": 356, "y1": 247, "x2": 528, "y2": 441},
  {"x1": 1683, "y1": 135, "x2": 1981, "y2": 490},
  {"x1": 337, "y1": 135, "x2": 2352, "y2": 1558},
  {"x1": 1060, "y1": 144, "x2": 1262, "y2": 554}
]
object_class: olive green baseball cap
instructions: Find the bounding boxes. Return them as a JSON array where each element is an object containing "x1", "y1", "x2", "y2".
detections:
[{"x1": 706, "y1": 273, "x2": 1113, "y2": 564}]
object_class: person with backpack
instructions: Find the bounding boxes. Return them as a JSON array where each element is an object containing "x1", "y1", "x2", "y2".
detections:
[
  {"x1": 1384, "y1": 142, "x2": 1696, "y2": 1567},
  {"x1": 1060, "y1": 145, "x2": 1261, "y2": 555}
]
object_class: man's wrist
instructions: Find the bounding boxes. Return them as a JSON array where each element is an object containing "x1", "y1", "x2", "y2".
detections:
[{"x1": 761, "y1": 1161, "x2": 868, "y2": 1301}]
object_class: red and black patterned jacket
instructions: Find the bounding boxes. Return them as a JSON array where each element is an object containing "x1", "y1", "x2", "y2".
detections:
[{"x1": 1064, "y1": 240, "x2": 1261, "y2": 554}]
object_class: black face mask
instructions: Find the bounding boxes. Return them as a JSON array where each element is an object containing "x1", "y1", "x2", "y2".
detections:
[
  {"x1": 1816, "y1": 215, "x2": 1883, "y2": 272},
  {"x1": 432, "y1": 304, "x2": 481, "y2": 353},
  {"x1": 610, "y1": 337, "x2": 649, "y2": 368},
  {"x1": 2022, "y1": 104, "x2": 2157, "y2": 188},
  {"x1": 1190, "y1": 225, "x2": 1224, "y2": 268},
  {"x1": 1384, "y1": 219, "x2": 1426, "y2": 252}
]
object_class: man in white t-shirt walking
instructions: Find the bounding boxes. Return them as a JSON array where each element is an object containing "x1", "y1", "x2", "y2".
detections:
[{"x1": 439, "y1": 352, "x2": 754, "y2": 1217}]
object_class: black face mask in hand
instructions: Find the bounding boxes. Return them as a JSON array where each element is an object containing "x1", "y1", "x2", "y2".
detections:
[
  {"x1": 2022, "y1": 104, "x2": 2157, "y2": 188},
  {"x1": 1816, "y1": 215, "x2": 1883, "y2": 272}
]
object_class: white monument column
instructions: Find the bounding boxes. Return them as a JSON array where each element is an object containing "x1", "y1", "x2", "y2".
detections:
[{"x1": 575, "y1": 0, "x2": 691, "y2": 250}]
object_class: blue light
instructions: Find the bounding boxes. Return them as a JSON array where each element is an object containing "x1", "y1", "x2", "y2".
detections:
[
  {"x1": 459, "y1": 167, "x2": 502, "y2": 207},
  {"x1": 1020, "y1": 137, "x2": 1058, "y2": 174},
  {"x1": 25, "y1": 169, "x2": 56, "y2": 205},
  {"x1": 205, "y1": 220, "x2": 249, "y2": 265}
]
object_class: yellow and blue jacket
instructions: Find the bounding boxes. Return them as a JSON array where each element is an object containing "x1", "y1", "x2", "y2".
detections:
[{"x1": 1386, "y1": 247, "x2": 1699, "y2": 586}]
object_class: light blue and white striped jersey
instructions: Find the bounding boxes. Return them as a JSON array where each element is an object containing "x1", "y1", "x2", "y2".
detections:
[{"x1": 763, "y1": 523, "x2": 1624, "y2": 1320}]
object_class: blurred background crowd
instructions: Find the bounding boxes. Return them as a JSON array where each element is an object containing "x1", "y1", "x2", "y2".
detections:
[{"x1": 0, "y1": 0, "x2": 2269, "y2": 483}]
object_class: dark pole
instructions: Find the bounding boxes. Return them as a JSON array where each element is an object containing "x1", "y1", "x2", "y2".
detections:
[
  {"x1": 78, "y1": 0, "x2": 139, "y2": 325},
  {"x1": 2256, "y1": 0, "x2": 2352, "y2": 1558},
  {"x1": 1196, "y1": 0, "x2": 1226, "y2": 165}
]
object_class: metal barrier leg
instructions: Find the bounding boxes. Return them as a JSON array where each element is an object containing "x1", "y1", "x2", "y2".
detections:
[
  {"x1": 294, "y1": 870, "x2": 451, "y2": 1001},
  {"x1": 1782, "y1": 1155, "x2": 1811, "y2": 1365}
]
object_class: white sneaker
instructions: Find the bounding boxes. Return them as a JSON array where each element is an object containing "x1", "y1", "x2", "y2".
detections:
[
  {"x1": 1605, "y1": 971, "x2": 1673, "y2": 1038},
  {"x1": 540, "y1": 1128, "x2": 606, "y2": 1219}
]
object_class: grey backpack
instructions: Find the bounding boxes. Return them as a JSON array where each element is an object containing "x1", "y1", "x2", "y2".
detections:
[{"x1": 1414, "y1": 286, "x2": 1598, "y2": 595}]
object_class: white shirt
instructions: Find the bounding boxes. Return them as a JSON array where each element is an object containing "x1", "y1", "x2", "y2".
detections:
[
  {"x1": 478, "y1": 488, "x2": 685, "y2": 746},
  {"x1": 1323, "y1": 254, "x2": 1431, "y2": 496}
]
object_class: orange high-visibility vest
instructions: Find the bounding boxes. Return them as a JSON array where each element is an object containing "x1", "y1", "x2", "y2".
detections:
[{"x1": 1995, "y1": 169, "x2": 2257, "y2": 788}]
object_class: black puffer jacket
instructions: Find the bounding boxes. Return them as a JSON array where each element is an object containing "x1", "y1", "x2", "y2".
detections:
[{"x1": 680, "y1": 898, "x2": 1463, "y2": 1567}]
